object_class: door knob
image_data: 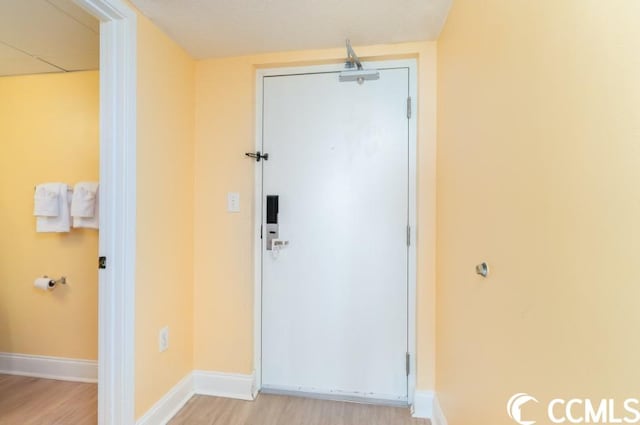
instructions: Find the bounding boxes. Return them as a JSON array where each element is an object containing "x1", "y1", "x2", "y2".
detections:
[{"x1": 475, "y1": 262, "x2": 489, "y2": 277}]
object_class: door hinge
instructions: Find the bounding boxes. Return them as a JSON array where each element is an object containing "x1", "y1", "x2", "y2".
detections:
[
  {"x1": 406, "y1": 352, "x2": 410, "y2": 375},
  {"x1": 406, "y1": 225, "x2": 411, "y2": 246},
  {"x1": 260, "y1": 224, "x2": 263, "y2": 239},
  {"x1": 406, "y1": 96, "x2": 412, "y2": 119},
  {"x1": 98, "y1": 256, "x2": 107, "y2": 269}
]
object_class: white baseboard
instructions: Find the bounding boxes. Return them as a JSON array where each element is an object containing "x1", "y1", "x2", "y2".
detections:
[
  {"x1": 136, "y1": 370, "x2": 256, "y2": 424},
  {"x1": 143, "y1": 371, "x2": 453, "y2": 425},
  {"x1": 412, "y1": 390, "x2": 434, "y2": 418},
  {"x1": 412, "y1": 391, "x2": 448, "y2": 425},
  {"x1": 0, "y1": 352, "x2": 97, "y2": 383},
  {"x1": 432, "y1": 395, "x2": 448, "y2": 425},
  {"x1": 193, "y1": 370, "x2": 256, "y2": 401},
  {"x1": 136, "y1": 373, "x2": 194, "y2": 425}
]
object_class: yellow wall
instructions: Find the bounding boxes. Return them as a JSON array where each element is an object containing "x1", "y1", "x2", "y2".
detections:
[
  {"x1": 436, "y1": 1, "x2": 640, "y2": 424},
  {"x1": 193, "y1": 42, "x2": 437, "y2": 390},
  {"x1": 135, "y1": 13, "x2": 196, "y2": 418},
  {"x1": 0, "y1": 71, "x2": 99, "y2": 360}
]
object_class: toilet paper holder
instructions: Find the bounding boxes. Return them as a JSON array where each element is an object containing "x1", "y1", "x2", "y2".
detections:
[{"x1": 44, "y1": 276, "x2": 67, "y2": 286}]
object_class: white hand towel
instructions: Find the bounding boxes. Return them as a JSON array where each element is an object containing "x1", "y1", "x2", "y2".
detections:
[
  {"x1": 33, "y1": 183, "x2": 60, "y2": 217},
  {"x1": 36, "y1": 183, "x2": 71, "y2": 232},
  {"x1": 71, "y1": 182, "x2": 99, "y2": 217},
  {"x1": 72, "y1": 183, "x2": 99, "y2": 230}
]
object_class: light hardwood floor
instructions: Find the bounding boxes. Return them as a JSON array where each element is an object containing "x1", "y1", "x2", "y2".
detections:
[
  {"x1": 0, "y1": 374, "x2": 97, "y2": 425},
  {"x1": 170, "y1": 394, "x2": 431, "y2": 425},
  {"x1": 0, "y1": 374, "x2": 429, "y2": 425}
]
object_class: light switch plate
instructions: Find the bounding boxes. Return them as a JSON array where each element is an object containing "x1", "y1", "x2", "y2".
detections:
[{"x1": 227, "y1": 192, "x2": 240, "y2": 212}]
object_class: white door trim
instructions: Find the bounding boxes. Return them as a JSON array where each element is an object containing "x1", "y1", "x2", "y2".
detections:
[
  {"x1": 73, "y1": 1, "x2": 137, "y2": 424},
  {"x1": 253, "y1": 59, "x2": 418, "y2": 405}
]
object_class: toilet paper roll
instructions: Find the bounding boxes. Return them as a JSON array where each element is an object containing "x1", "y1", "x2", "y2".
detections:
[{"x1": 34, "y1": 277, "x2": 55, "y2": 291}]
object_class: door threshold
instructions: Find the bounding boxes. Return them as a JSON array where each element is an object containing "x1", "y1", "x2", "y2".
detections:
[{"x1": 260, "y1": 386, "x2": 409, "y2": 408}]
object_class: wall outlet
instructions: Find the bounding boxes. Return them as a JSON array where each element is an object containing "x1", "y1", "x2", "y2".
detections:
[
  {"x1": 159, "y1": 326, "x2": 169, "y2": 352},
  {"x1": 227, "y1": 192, "x2": 240, "y2": 212}
]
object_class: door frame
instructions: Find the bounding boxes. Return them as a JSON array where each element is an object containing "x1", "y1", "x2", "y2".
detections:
[
  {"x1": 74, "y1": 1, "x2": 137, "y2": 424},
  {"x1": 253, "y1": 59, "x2": 418, "y2": 405}
]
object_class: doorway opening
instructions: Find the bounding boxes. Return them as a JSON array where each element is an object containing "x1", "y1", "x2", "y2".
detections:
[
  {"x1": 0, "y1": 0, "x2": 136, "y2": 423},
  {"x1": 0, "y1": 2, "x2": 100, "y2": 423}
]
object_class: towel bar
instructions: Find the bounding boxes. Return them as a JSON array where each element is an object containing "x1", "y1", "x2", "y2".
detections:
[{"x1": 34, "y1": 186, "x2": 73, "y2": 192}]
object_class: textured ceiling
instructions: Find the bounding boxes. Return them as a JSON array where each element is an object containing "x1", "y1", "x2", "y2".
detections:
[
  {"x1": 130, "y1": 0, "x2": 452, "y2": 59},
  {"x1": 0, "y1": 0, "x2": 99, "y2": 77}
]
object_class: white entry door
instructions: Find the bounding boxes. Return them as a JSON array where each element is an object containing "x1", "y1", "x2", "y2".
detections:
[{"x1": 261, "y1": 65, "x2": 410, "y2": 403}]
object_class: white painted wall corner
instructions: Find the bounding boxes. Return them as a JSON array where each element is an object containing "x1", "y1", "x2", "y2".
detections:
[
  {"x1": 136, "y1": 373, "x2": 194, "y2": 425},
  {"x1": 412, "y1": 391, "x2": 448, "y2": 425},
  {"x1": 0, "y1": 352, "x2": 97, "y2": 383}
]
